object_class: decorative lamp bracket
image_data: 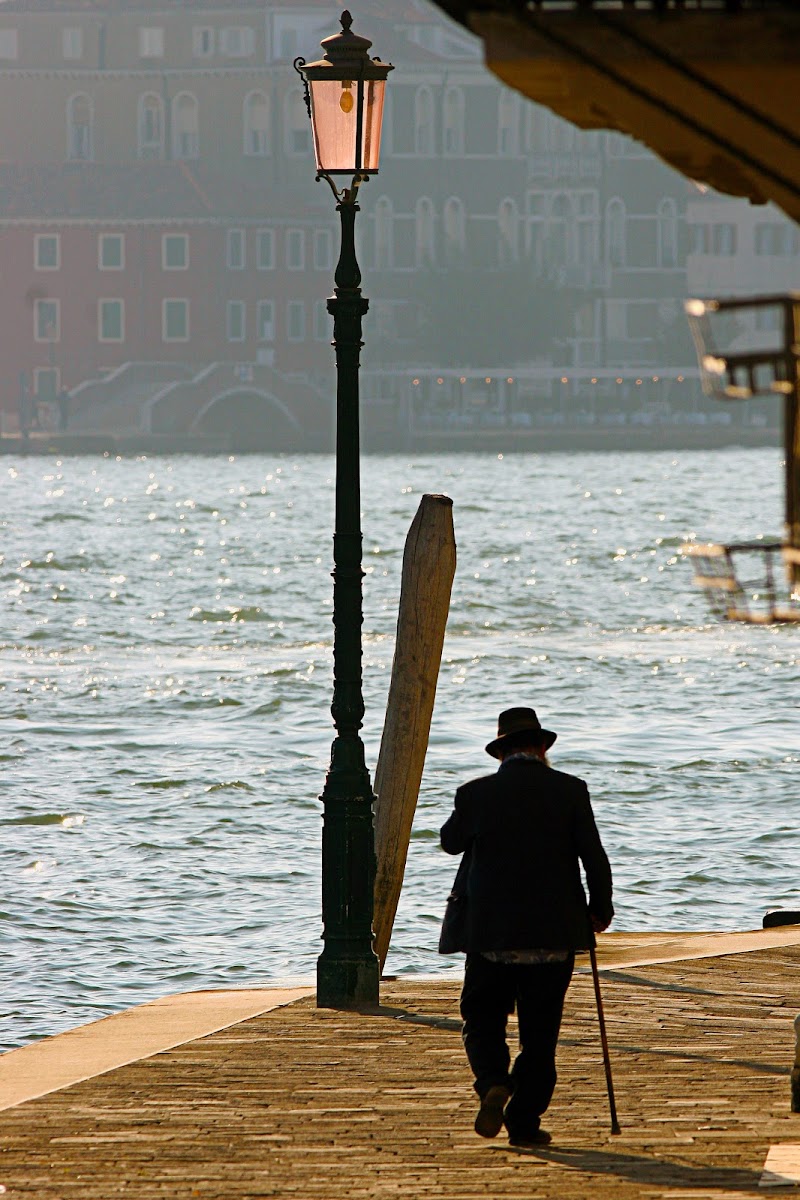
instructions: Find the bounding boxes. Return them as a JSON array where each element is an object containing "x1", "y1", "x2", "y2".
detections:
[{"x1": 293, "y1": 57, "x2": 311, "y2": 119}]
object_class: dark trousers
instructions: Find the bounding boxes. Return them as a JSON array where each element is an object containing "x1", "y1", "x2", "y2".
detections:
[{"x1": 460, "y1": 952, "x2": 575, "y2": 1139}]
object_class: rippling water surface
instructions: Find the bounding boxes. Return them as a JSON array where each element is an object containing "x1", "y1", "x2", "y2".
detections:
[{"x1": 1, "y1": 448, "x2": 797, "y2": 1049}]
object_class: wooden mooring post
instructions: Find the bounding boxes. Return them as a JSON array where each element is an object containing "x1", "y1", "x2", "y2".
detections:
[{"x1": 373, "y1": 494, "x2": 456, "y2": 973}]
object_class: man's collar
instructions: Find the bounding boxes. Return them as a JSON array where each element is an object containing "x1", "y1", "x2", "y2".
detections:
[{"x1": 499, "y1": 751, "x2": 544, "y2": 768}]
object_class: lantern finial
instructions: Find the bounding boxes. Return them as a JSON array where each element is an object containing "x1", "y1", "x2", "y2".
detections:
[{"x1": 341, "y1": 11, "x2": 353, "y2": 32}]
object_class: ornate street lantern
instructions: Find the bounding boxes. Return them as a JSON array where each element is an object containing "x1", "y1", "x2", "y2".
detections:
[
  {"x1": 295, "y1": 10, "x2": 392, "y2": 188},
  {"x1": 294, "y1": 14, "x2": 393, "y2": 1010}
]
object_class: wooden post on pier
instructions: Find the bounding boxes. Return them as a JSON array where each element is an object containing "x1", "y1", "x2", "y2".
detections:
[{"x1": 373, "y1": 494, "x2": 456, "y2": 973}]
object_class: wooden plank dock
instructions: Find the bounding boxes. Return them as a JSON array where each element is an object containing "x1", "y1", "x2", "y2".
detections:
[{"x1": 2, "y1": 929, "x2": 800, "y2": 1198}]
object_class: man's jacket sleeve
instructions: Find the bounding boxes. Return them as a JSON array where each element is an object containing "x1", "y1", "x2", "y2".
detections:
[
  {"x1": 441, "y1": 788, "x2": 470, "y2": 855},
  {"x1": 574, "y1": 784, "x2": 614, "y2": 925}
]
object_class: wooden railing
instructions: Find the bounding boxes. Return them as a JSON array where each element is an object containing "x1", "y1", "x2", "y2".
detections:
[{"x1": 682, "y1": 541, "x2": 800, "y2": 623}]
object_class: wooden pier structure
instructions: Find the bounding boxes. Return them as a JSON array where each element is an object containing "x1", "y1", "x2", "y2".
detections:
[{"x1": 2, "y1": 928, "x2": 800, "y2": 1198}]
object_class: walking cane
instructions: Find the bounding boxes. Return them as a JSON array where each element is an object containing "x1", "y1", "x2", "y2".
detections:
[{"x1": 589, "y1": 939, "x2": 621, "y2": 1135}]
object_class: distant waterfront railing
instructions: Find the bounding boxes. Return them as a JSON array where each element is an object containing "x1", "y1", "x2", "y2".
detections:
[{"x1": 682, "y1": 541, "x2": 800, "y2": 624}]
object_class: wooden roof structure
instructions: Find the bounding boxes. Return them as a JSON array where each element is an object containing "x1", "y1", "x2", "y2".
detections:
[{"x1": 434, "y1": 1, "x2": 800, "y2": 225}]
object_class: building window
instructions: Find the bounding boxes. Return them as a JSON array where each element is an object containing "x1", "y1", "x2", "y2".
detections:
[
  {"x1": 193, "y1": 26, "x2": 214, "y2": 57},
  {"x1": 98, "y1": 299, "x2": 124, "y2": 342},
  {"x1": 605, "y1": 299, "x2": 627, "y2": 341},
  {"x1": 139, "y1": 26, "x2": 164, "y2": 58},
  {"x1": 498, "y1": 90, "x2": 519, "y2": 155},
  {"x1": 99, "y1": 234, "x2": 124, "y2": 269},
  {"x1": 605, "y1": 197, "x2": 626, "y2": 267},
  {"x1": 526, "y1": 190, "x2": 546, "y2": 270},
  {"x1": 713, "y1": 222, "x2": 737, "y2": 256},
  {"x1": 497, "y1": 198, "x2": 519, "y2": 266},
  {"x1": 287, "y1": 301, "x2": 305, "y2": 342},
  {"x1": 34, "y1": 368, "x2": 59, "y2": 399},
  {"x1": 313, "y1": 229, "x2": 333, "y2": 272},
  {"x1": 35, "y1": 234, "x2": 60, "y2": 270},
  {"x1": 374, "y1": 197, "x2": 393, "y2": 269},
  {"x1": 576, "y1": 190, "x2": 599, "y2": 267},
  {"x1": 172, "y1": 93, "x2": 199, "y2": 160},
  {"x1": 35, "y1": 298, "x2": 60, "y2": 342},
  {"x1": 62, "y1": 27, "x2": 83, "y2": 60},
  {"x1": 689, "y1": 224, "x2": 710, "y2": 254},
  {"x1": 256, "y1": 229, "x2": 274, "y2": 270},
  {"x1": 277, "y1": 25, "x2": 297, "y2": 60},
  {"x1": 754, "y1": 222, "x2": 791, "y2": 256},
  {"x1": 314, "y1": 300, "x2": 329, "y2": 342},
  {"x1": 415, "y1": 197, "x2": 435, "y2": 267},
  {"x1": 257, "y1": 300, "x2": 274, "y2": 342},
  {"x1": 657, "y1": 197, "x2": 678, "y2": 267},
  {"x1": 548, "y1": 193, "x2": 575, "y2": 267},
  {"x1": 414, "y1": 86, "x2": 434, "y2": 156},
  {"x1": 227, "y1": 300, "x2": 246, "y2": 342},
  {"x1": 286, "y1": 229, "x2": 304, "y2": 270},
  {"x1": 285, "y1": 89, "x2": 311, "y2": 156},
  {"x1": 162, "y1": 299, "x2": 189, "y2": 342},
  {"x1": 443, "y1": 87, "x2": 465, "y2": 156},
  {"x1": 67, "y1": 93, "x2": 93, "y2": 161},
  {"x1": 162, "y1": 234, "x2": 188, "y2": 270},
  {"x1": 138, "y1": 93, "x2": 164, "y2": 159},
  {"x1": 443, "y1": 197, "x2": 465, "y2": 262},
  {"x1": 227, "y1": 229, "x2": 245, "y2": 269},
  {"x1": 243, "y1": 91, "x2": 270, "y2": 156},
  {"x1": 220, "y1": 26, "x2": 254, "y2": 57},
  {"x1": 0, "y1": 29, "x2": 19, "y2": 60}
]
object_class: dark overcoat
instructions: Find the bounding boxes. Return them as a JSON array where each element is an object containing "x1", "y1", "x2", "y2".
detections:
[{"x1": 439, "y1": 757, "x2": 613, "y2": 954}]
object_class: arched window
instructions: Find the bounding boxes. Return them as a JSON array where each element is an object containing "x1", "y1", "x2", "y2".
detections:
[
  {"x1": 549, "y1": 116, "x2": 576, "y2": 154},
  {"x1": 577, "y1": 191, "x2": 599, "y2": 267},
  {"x1": 548, "y1": 194, "x2": 574, "y2": 268},
  {"x1": 415, "y1": 197, "x2": 435, "y2": 267},
  {"x1": 138, "y1": 93, "x2": 164, "y2": 159},
  {"x1": 243, "y1": 91, "x2": 270, "y2": 157},
  {"x1": 524, "y1": 106, "x2": 541, "y2": 154},
  {"x1": 415, "y1": 86, "x2": 434, "y2": 156},
  {"x1": 443, "y1": 196, "x2": 465, "y2": 262},
  {"x1": 374, "y1": 196, "x2": 393, "y2": 269},
  {"x1": 172, "y1": 92, "x2": 199, "y2": 159},
  {"x1": 498, "y1": 90, "x2": 519, "y2": 155},
  {"x1": 606, "y1": 197, "x2": 626, "y2": 267},
  {"x1": 497, "y1": 198, "x2": 519, "y2": 266},
  {"x1": 285, "y1": 88, "x2": 311, "y2": 156},
  {"x1": 380, "y1": 89, "x2": 393, "y2": 156},
  {"x1": 67, "y1": 93, "x2": 93, "y2": 161},
  {"x1": 443, "y1": 86, "x2": 464, "y2": 156},
  {"x1": 657, "y1": 197, "x2": 678, "y2": 267},
  {"x1": 526, "y1": 190, "x2": 546, "y2": 270}
]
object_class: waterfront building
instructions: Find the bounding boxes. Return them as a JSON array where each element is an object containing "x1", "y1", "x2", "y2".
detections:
[{"x1": 0, "y1": 0, "x2": 785, "y2": 440}]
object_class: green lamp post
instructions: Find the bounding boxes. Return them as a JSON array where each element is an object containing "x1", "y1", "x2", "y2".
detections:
[{"x1": 295, "y1": 13, "x2": 393, "y2": 1009}]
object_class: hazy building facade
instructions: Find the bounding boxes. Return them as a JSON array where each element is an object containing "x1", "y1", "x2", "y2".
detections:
[{"x1": 0, "y1": 0, "x2": 782, "y2": 436}]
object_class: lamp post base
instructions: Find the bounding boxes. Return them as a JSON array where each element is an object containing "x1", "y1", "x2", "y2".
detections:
[{"x1": 317, "y1": 953, "x2": 380, "y2": 1010}]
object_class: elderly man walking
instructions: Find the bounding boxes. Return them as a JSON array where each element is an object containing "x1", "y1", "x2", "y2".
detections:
[{"x1": 439, "y1": 707, "x2": 614, "y2": 1148}]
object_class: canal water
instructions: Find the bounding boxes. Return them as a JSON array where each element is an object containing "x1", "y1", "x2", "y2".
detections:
[{"x1": 1, "y1": 448, "x2": 797, "y2": 1050}]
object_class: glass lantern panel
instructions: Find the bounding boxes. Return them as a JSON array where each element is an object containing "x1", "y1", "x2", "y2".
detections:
[
  {"x1": 309, "y1": 77, "x2": 387, "y2": 173},
  {"x1": 309, "y1": 77, "x2": 358, "y2": 173},
  {"x1": 361, "y1": 80, "x2": 386, "y2": 172}
]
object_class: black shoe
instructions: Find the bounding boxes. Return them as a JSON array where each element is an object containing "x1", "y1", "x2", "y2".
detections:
[
  {"x1": 474, "y1": 1084, "x2": 511, "y2": 1138},
  {"x1": 508, "y1": 1128, "x2": 552, "y2": 1148}
]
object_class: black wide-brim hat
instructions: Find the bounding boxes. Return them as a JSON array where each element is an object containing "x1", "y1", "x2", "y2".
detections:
[{"x1": 485, "y1": 706, "x2": 557, "y2": 758}]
